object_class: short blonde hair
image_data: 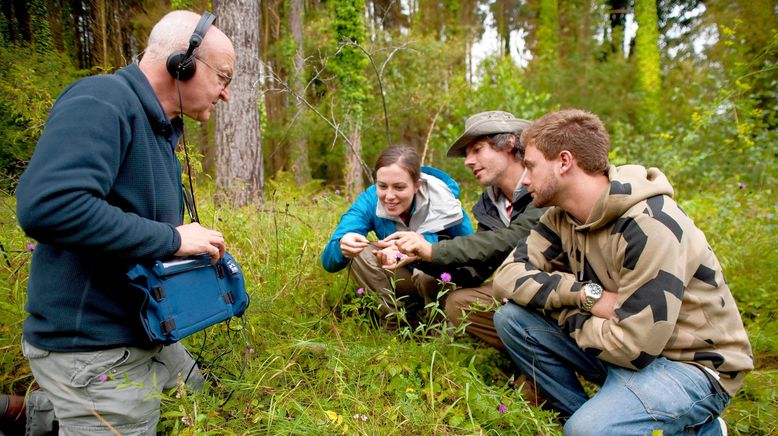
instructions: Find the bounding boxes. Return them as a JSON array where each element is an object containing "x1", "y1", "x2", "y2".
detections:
[{"x1": 520, "y1": 109, "x2": 610, "y2": 174}]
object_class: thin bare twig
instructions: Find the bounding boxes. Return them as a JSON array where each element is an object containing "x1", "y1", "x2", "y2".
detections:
[
  {"x1": 340, "y1": 41, "x2": 391, "y2": 147},
  {"x1": 421, "y1": 102, "x2": 446, "y2": 166},
  {"x1": 262, "y1": 60, "x2": 375, "y2": 184}
]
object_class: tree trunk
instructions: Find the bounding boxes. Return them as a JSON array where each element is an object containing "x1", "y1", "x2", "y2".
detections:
[
  {"x1": 213, "y1": 0, "x2": 263, "y2": 207},
  {"x1": 260, "y1": 0, "x2": 288, "y2": 177},
  {"x1": 332, "y1": 0, "x2": 368, "y2": 196},
  {"x1": 95, "y1": 0, "x2": 107, "y2": 65},
  {"x1": 47, "y1": 0, "x2": 65, "y2": 52},
  {"x1": 345, "y1": 125, "x2": 363, "y2": 196},
  {"x1": 28, "y1": 0, "x2": 52, "y2": 53},
  {"x1": 289, "y1": 0, "x2": 310, "y2": 184},
  {"x1": 634, "y1": 0, "x2": 660, "y2": 129},
  {"x1": 607, "y1": 0, "x2": 629, "y2": 56},
  {"x1": 11, "y1": 0, "x2": 30, "y2": 42},
  {"x1": 535, "y1": 0, "x2": 559, "y2": 93}
]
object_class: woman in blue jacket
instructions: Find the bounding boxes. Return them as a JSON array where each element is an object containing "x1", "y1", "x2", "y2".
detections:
[{"x1": 322, "y1": 145, "x2": 473, "y2": 329}]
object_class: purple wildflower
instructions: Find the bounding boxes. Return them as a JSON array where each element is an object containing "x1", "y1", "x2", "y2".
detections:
[
  {"x1": 99, "y1": 374, "x2": 108, "y2": 382},
  {"x1": 395, "y1": 252, "x2": 404, "y2": 260},
  {"x1": 335, "y1": 189, "x2": 341, "y2": 195},
  {"x1": 738, "y1": 182, "x2": 746, "y2": 190},
  {"x1": 498, "y1": 404, "x2": 507, "y2": 414},
  {"x1": 357, "y1": 288, "x2": 365, "y2": 295},
  {"x1": 440, "y1": 272, "x2": 452, "y2": 283},
  {"x1": 312, "y1": 196, "x2": 319, "y2": 202},
  {"x1": 322, "y1": 192, "x2": 328, "y2": 198},
  {"x1": 26, "y1": 242, "x2": 36, "y2": 252}
]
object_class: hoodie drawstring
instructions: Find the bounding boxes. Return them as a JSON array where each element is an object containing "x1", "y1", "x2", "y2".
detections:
[{"x1": 569, "y1": 224, "x2": 588, "y2": 282}]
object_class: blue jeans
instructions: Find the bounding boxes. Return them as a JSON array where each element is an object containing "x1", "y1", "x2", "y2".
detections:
[{"x1": 494, "y1": 303, "x2": 729, "y2": 435}]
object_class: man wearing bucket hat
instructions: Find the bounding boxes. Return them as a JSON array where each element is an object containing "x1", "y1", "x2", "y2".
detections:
[{"x1": 382, "y1": 111, "x2": 545, "y2": 353}]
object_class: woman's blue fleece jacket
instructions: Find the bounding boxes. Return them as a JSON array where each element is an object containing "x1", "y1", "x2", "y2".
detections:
[
  {"x1": 321, "y1": 166, "x2": 473, "y2": 273},
  {"x1": 16, "y1": 64, "x2": 184, "y2": 351}
]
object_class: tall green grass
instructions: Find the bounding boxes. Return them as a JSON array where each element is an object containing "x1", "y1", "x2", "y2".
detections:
[{"x1": 1, "y1": 175, "x2": 775, "y2": 434}]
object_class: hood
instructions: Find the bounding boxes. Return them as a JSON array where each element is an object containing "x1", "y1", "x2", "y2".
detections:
[
  {"x1": 376, "y1": 166, "x2": 464, "y2": 233},
  {"x1": 564, "y1": 165, "x2": 673, "y2": 282},
  {"x1": 580, "y1": 165, "x2": 674, "y2": 231}
]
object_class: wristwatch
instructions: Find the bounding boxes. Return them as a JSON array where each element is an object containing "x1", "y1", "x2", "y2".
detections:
[{"x1": 581, "y1": 282, "x2": 603, "y2": 312}]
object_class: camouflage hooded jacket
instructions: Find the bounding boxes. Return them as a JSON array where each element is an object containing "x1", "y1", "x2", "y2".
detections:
[{"x1": 493, "y1": 165, "x2": 753, "y2": 396}]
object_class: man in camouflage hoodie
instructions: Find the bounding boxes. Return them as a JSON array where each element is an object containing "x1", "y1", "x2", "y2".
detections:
[{"x1": 492, "y1": 109, "x2": 753, "y2": 434}]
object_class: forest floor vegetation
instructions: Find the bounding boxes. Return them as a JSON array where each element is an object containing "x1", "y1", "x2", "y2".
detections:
[{"x1": 0, "y1": 174, "x2": 775, "y2": 435}]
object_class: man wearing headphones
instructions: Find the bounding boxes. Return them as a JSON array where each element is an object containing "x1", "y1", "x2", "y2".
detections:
[{"x1": 15, "y1": 11, "x2": 234, "y2": 434}]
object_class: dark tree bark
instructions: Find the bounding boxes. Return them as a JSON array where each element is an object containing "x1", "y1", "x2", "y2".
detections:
[
  {"x1": 213, "y1": 0, "x2": 263, "y2": 206},
  {"x1": 260, "y1": 0, "x2": 289, "y2": 177},
  {"x1": 289, "y1": 0, "x2": 310, "y2": 184}
]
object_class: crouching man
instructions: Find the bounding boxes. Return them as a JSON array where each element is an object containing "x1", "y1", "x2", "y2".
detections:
[{"x1": 493, "y1": 108, "x2": 753, "y2": 434}]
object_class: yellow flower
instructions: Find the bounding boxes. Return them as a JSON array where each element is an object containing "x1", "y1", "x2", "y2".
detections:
[
  {"x1": 405, "y1": 387, "x2": 415, "y2": 393},
  {"x1": 325, "y1": 410, "x2": 341, "y2": 424}
]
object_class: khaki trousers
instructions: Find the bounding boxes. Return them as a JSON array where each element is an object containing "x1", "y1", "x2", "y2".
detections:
[
  {"x1": 444, "y1": 282, "x2": 504, "y2": 350},
  {"x1": 350, "y1": 245, "x2": 450, "y2": 329},
  {"x1": 22, "y1": 340, "x2": 203, "y2": 435}
]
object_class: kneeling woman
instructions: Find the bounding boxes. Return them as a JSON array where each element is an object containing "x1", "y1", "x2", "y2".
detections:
[{"x1": 322, "y1": 146, "x2": 473, "y2": 329}]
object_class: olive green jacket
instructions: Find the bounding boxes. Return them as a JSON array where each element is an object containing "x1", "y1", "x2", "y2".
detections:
[{"x1": 419, "y1": 185, "x2": 545, "y2": 287}]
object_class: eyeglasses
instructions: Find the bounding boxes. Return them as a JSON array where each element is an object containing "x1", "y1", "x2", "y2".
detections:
[{"x1": 195, "y1": 56, "x2": 232, "y2": 88}]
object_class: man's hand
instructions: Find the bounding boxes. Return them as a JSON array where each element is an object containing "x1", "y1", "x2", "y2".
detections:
[
  {"x1": 175, "y1": 222, "x2": 226, "y2": 263},
  {"x1": 588, "y1": 290, "x2": 618, "y2": 320},
  {"x1": 381, "y1": 231, "x2": 433, "y2": 261},
  {"x1": 374, "y1": 246, "x2": 418, "y2": 269},
  {"x1": 340, "y1": 232, "x2": 370, "y2": 258}
]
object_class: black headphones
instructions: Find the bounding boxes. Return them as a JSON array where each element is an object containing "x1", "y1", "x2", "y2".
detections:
[{"x1": 166, "y1": 11, "x2": 217, "y2": 81}]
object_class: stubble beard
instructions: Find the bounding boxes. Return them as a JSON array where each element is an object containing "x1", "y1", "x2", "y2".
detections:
[{"x1": 530, "y1": 176, "x2": 558, "y2": 208}]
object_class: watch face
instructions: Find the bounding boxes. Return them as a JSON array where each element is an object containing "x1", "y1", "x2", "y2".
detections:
[{"x1": 586, "y1": 283, "x2": 603, "y2": 298}]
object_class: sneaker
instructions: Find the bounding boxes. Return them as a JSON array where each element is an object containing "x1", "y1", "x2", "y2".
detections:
[{"x1": 717, "y1": 417, "x2": 727, "y2": 436}]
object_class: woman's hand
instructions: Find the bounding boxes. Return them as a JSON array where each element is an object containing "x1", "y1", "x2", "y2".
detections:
[{"x1": 340, "y1": 232, "x2": 370, "y2": 258}]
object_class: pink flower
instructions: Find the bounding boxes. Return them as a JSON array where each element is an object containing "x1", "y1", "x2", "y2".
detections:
[
  {"x1": 738, "y1": 182, "x2": 746, "y2": 190},
  {"x1": 498, "y1": 404, "x2": 507, "y2": 414},
  {"x1": 357, "y1": 288, "x2": 365, "y2": 295},
  {"x1": 395, "y1": 252, "x2": 404, "y2": 260},
  {"x1": 335, "y1": 189, "x2": 341, "y2": 195},
  {"x1": 312, "y1": 196, "x2": 319, "y2": 202},
  {"x1": 26, "y1": 242, "x2": 36, "y2": 251},
  {"x1": 99, "y1": 374, "x2": 108, "y2": 382},
  {"x1": 440, "y1": 272, "x2": 452, "y2": 283}
]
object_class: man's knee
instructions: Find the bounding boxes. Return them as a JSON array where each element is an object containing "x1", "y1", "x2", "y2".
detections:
[
  {"x1": 444, "y1": 289, "x2": 470, "y2": 323},
  {"x1": 493, "y1": 302, "x2": 523, "y2": 335},
  {"x1": 564, "y1": 411, "x2": 602, "y2": 436}
]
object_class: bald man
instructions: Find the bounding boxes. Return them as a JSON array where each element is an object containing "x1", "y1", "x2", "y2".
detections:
[{"x1": 16, "y1": 11, "x2": 234, "y2": 434}]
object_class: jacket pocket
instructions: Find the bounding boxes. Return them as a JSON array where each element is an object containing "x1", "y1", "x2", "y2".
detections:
[{"x1": 21, "y1": 340, "x2": 50, "y2": 359}]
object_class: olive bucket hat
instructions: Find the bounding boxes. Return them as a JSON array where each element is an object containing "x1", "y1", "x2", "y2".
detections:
[{"x1": 446, "y1": 111, "x2": 531, "y2": 157}]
